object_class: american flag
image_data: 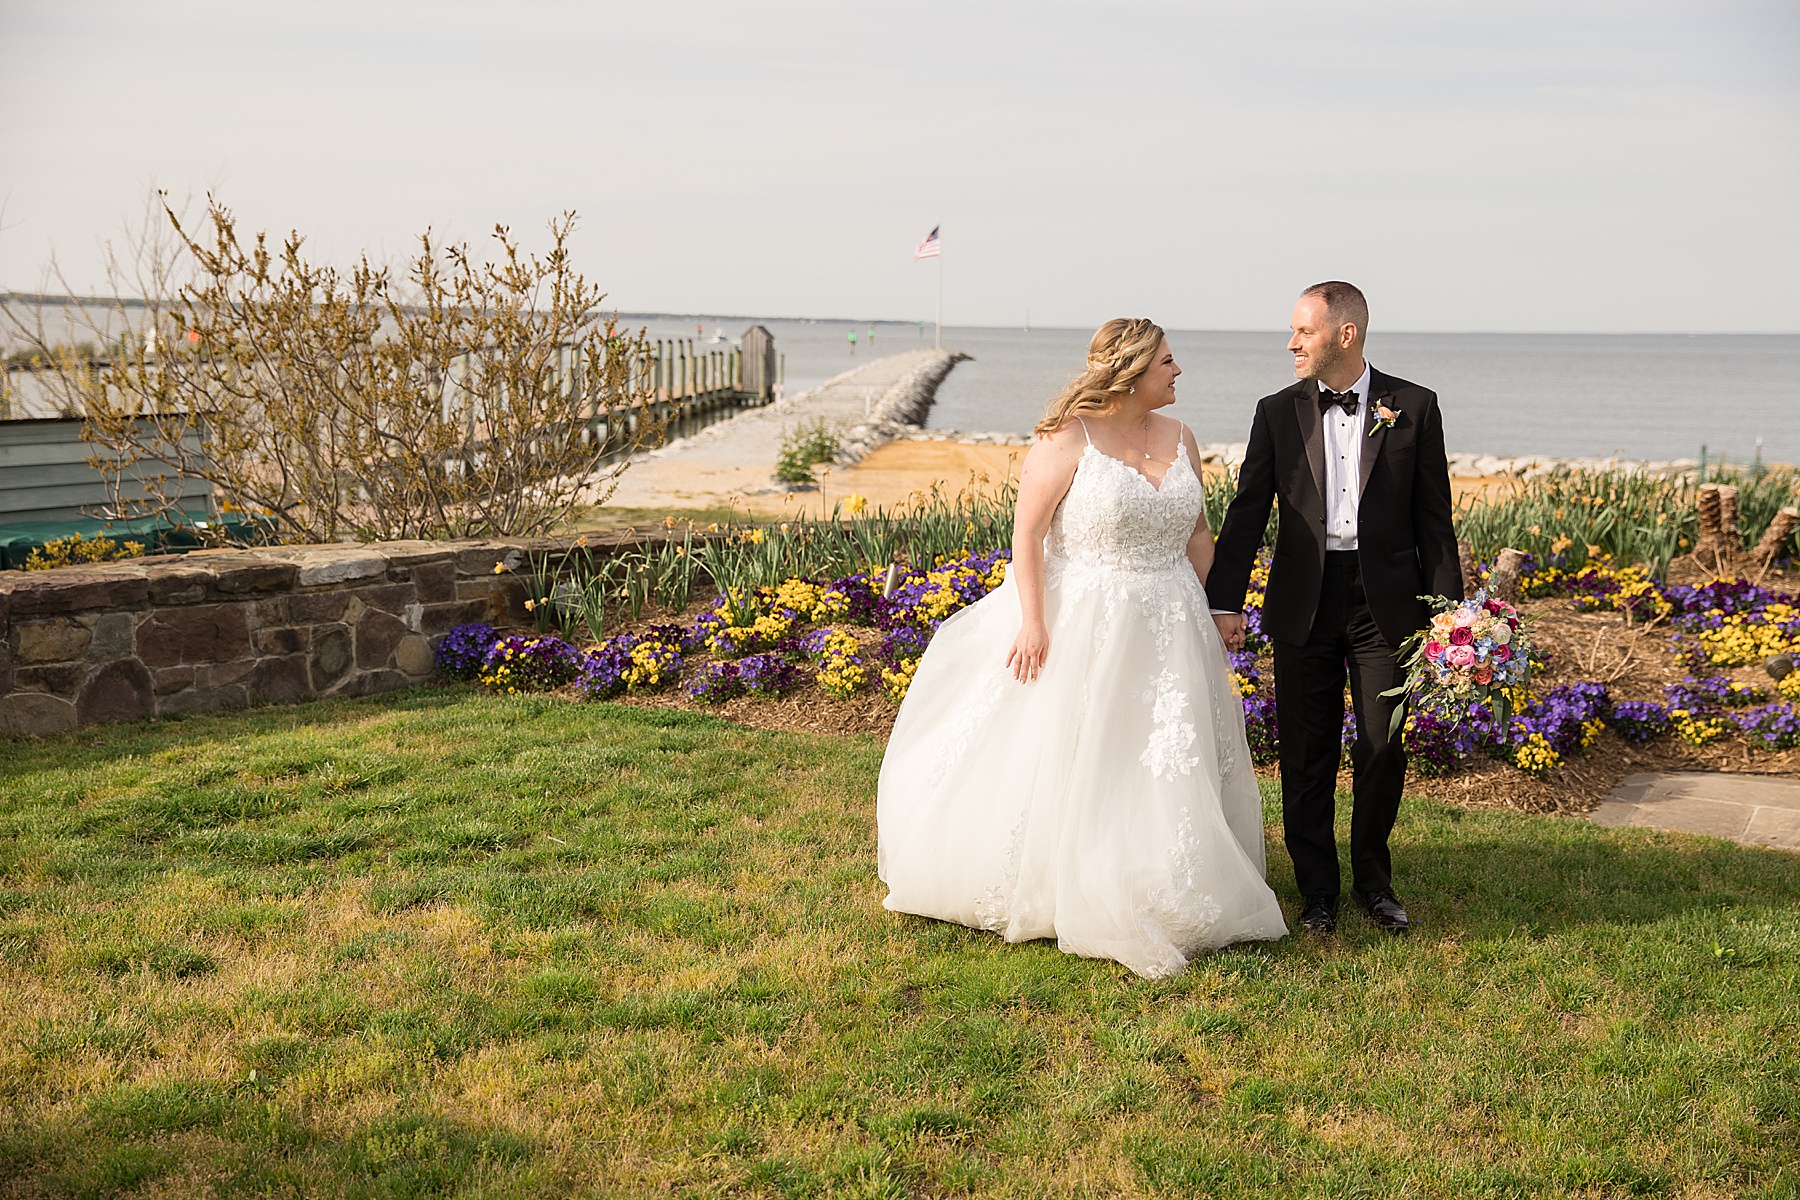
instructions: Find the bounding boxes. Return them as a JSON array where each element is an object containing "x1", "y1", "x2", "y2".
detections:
[{"x1": 913, "y1": 226, "x2": 941, "y2": 260}]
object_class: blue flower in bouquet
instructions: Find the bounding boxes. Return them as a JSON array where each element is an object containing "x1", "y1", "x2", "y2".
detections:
[{"x1": 435, "y1": 622, "x2": 497, "y2": 681}]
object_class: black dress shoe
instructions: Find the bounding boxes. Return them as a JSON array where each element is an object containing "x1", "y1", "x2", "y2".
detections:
[
  {"x1": 1298, "y1": 896, "x2": 1338, "y2": 934},
  {"x1": 1356, "y1": 888, "x2": 1412, "y2": 933}
]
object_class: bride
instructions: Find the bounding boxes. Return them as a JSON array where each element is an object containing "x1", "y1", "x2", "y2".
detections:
[{"x1": 877, "y1": 318, "x2": 1288, "y2": 978}]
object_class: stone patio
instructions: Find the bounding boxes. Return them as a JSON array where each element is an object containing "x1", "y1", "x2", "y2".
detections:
[{"x1": 1592, "y1": 772, "x2": 1800, "y2": 853}]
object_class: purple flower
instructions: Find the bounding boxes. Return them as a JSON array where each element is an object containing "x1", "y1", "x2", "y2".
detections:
[
  {"x1": 683, "y1": 661, "x2": 743, "y2": 704},
  {"x1": 575, "y1": 644, "x2": 631, "y2": 700},
  {"x1": 736, "y1": 652, "x2": 800, "y2": 696},
  {"x1": 1405, "y1": 709, "x2": 1481, "y2": 777},
  {"x1": 1664, "y1": 675, "x2": 1769, "y2": 712},
  {"x1": 1730, "y1": 702, "x2": 1800, "y2": 750},
  {"x1": 879, "y1": 625, "x2": 931, "y2": 664},
  {"x1": 1242, "y1": 694, "x2": 1279, "y2": 765},
  {"x1": 435, "y1": 623, "x2": 497, "y2": 681},
  {"x1": 480, "y1": 634, "x2": 583, "y2": 692},
  {"x1": 1513, "y1": 682, "x2": 1610, "y2": 755},
  {"x1": 1610, "y1": 700, "x2": 1671, "y2": 744},
  {"x1": 644, "y1": 622, "x2": 707, "y2": 654}
]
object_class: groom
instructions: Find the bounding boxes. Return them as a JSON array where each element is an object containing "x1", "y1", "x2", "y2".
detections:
[{"x1": 1209, "y1": 282, "x2": 1461, "y2": 935}]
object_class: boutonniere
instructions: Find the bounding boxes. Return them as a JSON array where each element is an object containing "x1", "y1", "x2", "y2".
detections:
[{"x1": 1368, "y1": 402, "x2": 1399, "y2": 437}]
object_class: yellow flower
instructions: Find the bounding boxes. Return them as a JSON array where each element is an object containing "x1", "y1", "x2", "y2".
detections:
[
  {"x1": 524, "y1": 598, "x2": 537, "y2": 611},
  {"x1": 845, "y1": 493, "x2": 868, "y2": 516},
  {"x1": 708, "y1": 523, "x2": 720, "y2": 533},
  {"x1": 492, "y1": 563, "x2": 506, "y2": 575}
]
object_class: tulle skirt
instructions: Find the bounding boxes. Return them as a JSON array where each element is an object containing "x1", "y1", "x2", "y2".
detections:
[{"x1": 877, "y1": 557, "x2": 1288, "y2": 978}]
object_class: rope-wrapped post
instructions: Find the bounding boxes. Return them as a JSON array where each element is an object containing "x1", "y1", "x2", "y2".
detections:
[
  {"x1": 1695, "y1": 483, "x2": 1736, "y2": 573},
  {"x1": 1718, "y1": 484, "x2": 1742, "y2": 543},
  {"x1": 1491, "y1": 547, "x2": 1528, "y2": 602},
  {"x1": 1751, "y1": 506, "x2": 1800, "y2": 567}
]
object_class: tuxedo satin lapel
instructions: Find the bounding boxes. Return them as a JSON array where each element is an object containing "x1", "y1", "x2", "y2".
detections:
[
  {"x1": 1358, "y1": 378, "x2": 1391, "y2": 498},
  {"x1": 1295, "y1": 386, "x2": 1325, "y2": 503}
]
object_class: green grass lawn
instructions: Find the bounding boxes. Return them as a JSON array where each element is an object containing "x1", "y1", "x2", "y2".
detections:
[{"x1": 1, "y1": 691, "x2": 1797, "y2": 1198}]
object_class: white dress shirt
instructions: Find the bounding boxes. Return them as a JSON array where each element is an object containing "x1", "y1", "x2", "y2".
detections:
[{"x1": 1319, "y1": 359, "x2": 1371, "y2": 552}]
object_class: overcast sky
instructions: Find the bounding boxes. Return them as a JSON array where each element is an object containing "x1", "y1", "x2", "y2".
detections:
[{"x1": 2, "y1": 1, "x2": 1797, "y2": 332}]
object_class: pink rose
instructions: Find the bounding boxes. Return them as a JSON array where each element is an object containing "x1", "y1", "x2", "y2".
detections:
[
  {"x1": 1447, "y1": 644, "x2": 1476, "y2": 668},
  {"x1": 1449, "y1": 626, "x2": 1474, "y2": 646},
  {"x1": 1493, "y1": 644, "x2": 1513, "y2": 663},
  {"x1": 1425, "y1": 641, "x2": 1445, "y2": 660},
  {"x1": 1452, "y1": 608, "x2": 1478, "y2": 628}
]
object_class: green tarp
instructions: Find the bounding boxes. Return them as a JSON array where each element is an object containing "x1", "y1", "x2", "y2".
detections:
[{"x1": 0, "y1": 513, "x2": 272, "y2": 570}]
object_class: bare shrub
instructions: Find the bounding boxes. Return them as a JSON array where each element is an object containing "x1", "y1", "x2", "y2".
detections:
[{"x1": 8, "y1": 194, "x2": 661, "y2": 543}]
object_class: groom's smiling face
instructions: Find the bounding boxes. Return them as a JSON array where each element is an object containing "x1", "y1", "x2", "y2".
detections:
[{"x1": 1287, "y1": 295, "x2": 1359, "y2": 383}]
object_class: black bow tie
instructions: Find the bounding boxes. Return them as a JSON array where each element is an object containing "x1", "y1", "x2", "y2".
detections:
[{"x1": 1318, "y1": 388, "x2": 1359, "y2": 416}]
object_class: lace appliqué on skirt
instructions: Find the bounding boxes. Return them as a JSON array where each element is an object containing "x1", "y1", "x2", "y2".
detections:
[{"x1": 1140, "y1": 668, "x2": 1200, "y2": 781}]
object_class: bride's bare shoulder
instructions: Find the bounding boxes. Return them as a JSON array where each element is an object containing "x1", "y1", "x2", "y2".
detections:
[{"x1": 1032, "y1": 420, "x2": 1088, "y2": 457}]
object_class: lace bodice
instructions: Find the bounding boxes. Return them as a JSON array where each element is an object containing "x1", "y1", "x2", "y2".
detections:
[{"x1": 1046, "y1": 444, "x2": 1204, "y2": 572}]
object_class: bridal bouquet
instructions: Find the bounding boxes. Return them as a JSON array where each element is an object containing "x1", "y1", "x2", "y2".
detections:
[{"x1": 1384, "y1": 593, "x2": 1534, "y2": 737}]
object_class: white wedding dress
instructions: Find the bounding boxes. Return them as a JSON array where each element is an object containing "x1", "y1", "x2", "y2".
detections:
[{"x1": 877, "y1": 432, "x2": 1288, "y2": 978}]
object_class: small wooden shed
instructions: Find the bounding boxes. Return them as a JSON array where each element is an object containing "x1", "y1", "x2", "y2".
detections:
[{"x1": 740, "y1": 325, "x2": 777, "y2": 398}]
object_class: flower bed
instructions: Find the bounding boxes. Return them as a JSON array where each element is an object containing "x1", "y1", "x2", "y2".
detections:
[
  {"x1": 433, "y1": 545, "x2": 1800, "y2": 788},
  {"x1": 435, "y1": 548, "x2": 1011, "y2": 714}
]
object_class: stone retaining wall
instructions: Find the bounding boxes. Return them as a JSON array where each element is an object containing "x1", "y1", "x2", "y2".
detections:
[{"x1": 0, "y1": 536, "x2": 630, "y2": 738}]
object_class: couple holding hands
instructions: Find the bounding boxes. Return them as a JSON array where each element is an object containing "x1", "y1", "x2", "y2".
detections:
[{"x1": 877, "y1": 281, "x2": 1462, "y2": 978}]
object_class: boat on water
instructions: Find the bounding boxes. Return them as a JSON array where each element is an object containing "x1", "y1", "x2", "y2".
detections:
[{"x1": 707, "y1": 327, "x2": 727, "y2": 343}]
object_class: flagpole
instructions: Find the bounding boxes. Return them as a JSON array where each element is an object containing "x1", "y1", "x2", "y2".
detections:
[{"x1": 934, "y1": 233, "x2": 943, "y2": 350}]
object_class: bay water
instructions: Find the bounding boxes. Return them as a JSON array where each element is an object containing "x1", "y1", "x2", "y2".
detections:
[{"x1": 633, "y1": 316, "x2": 1799, "y2": 466}]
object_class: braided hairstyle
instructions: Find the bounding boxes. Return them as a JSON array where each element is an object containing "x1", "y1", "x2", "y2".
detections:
[{"x1": 1032, "y1": 317, "x2": 1167, "y2": 439}]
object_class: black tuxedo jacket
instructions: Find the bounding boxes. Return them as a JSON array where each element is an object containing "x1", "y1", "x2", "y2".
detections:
[{"x1": 1210, "y1": 367, "x2": 1462, "y2": 649}]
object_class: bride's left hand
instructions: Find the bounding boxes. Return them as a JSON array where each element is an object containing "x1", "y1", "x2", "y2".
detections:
[{"x1": 1006, "y1": 620, "x2": 1050, "y2": 683}]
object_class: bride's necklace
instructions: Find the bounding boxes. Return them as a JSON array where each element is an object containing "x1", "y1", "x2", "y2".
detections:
[{"x1": 1138, "y1": 417, "x2": 1153, "y2": 461}]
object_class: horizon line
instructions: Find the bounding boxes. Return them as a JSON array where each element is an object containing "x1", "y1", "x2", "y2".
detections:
[{"x1": 4, "y1": 294, "x2": 1796, "y2": 339}]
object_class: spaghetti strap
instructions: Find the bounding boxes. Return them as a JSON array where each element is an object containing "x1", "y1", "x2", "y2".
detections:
[{"x1": 1074, "y1": 417, "x2": 1092, "y2": 445}]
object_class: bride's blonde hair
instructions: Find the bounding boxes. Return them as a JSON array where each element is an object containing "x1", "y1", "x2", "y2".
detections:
[{"x1": 1033, "y1": 318, "x2": 1167, "y2": 438}]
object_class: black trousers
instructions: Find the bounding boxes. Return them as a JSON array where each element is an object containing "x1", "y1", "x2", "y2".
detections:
[{"x1": 1272, "y1": 551, "x2": 1408, "y2": 902}]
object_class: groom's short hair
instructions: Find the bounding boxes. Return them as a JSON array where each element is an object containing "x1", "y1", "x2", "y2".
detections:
[{"x1": 1301, "y1": 281, "x2": 1368, "y2": 337}]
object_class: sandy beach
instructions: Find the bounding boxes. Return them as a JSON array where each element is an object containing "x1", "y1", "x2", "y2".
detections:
[{"x1": 588, "y1": 349, "x2": 1524, "y2": 526}]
